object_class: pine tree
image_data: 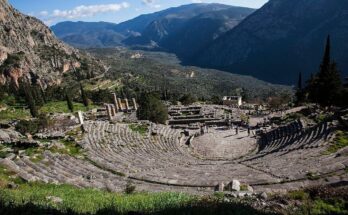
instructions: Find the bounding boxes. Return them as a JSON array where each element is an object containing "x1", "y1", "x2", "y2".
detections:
[
  {"x1": 66, "y1": 93, "x2": 74, "y2": 112},
  {"x1": 307, "y1": 35, "x2": 342, "y2": 107},
  {"x1": 80, "y1": 84, "x2": 89, "y2": 107},
  {"x1": 22, "y1": 81, "x2": 38, "y2": 117},
  {"x1": 295, "y1": 72, "x2": 305, "y2": 105}
]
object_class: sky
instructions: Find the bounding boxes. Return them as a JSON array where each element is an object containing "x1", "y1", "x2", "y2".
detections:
[{"x1": 9, "y1": 0, "x2": 268, "y2": 26}]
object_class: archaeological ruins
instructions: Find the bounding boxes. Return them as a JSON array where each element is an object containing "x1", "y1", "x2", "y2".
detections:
[{"x1": 0, "y1": 95, "x2": 347, "y2": 195}]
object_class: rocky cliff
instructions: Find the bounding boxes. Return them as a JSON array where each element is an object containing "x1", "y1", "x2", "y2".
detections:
[{"x1": 0, "y1": 0, "x2": 103, "y2": 88}]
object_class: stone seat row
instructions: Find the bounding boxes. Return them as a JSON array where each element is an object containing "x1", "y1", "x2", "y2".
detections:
[
  {"x1": 0, "y1": 151, "x2": 197, "y2": 192},
  {"x1": 258, "y1": 121, "x2": 329, "y2": 154}
]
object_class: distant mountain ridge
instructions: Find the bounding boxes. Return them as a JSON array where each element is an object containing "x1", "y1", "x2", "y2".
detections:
[
  {"x1": 51, "y1": 3, "x2": 255, "y2": 59},
  {"x1": 123, "y1": 5, "x2": 255, "y2": 60},
  {"x1": 190, "y1": 0, "x2": 348, "y2": 84}
]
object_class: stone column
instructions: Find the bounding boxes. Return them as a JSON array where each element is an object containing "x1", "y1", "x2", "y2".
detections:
[
  {"x1": 125, "y1": 98, "x2": 130, "y2": 111},
  {"x1": 105, "y1": 104, "x2": 112, "y2": 121},
  {"x1": 218, "y1": 182, "x2": 224, "y2": 192},
  {"x1": 111, "y1": 104, "x2": 117, "y2": 117},
  {"x1": 132, "y1": 98, "x2": 138, "y2": 110},
  {"x1": 117, "y1": 98, "x2": 123, "y2": 111},
  {"x1": 112, "y1": 93, "x2": 119, "y2": 113},
  {"x1": 77, "y1": 111, "x2": 84, "y2": 125}
]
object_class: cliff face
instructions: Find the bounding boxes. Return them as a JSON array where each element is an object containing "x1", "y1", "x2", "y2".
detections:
[{"x1": 0, "y1": 0, "x2": 103, "y2": 88}]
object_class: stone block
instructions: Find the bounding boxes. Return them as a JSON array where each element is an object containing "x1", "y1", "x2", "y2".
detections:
[{"x1": 231, "y1": 180, "x2": 240, "y2": 191}]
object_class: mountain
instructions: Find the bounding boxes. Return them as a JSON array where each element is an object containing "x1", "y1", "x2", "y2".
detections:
[
  {"x1": 190, "y1": 0, "x2": 348, "y2": 85},
  {"x1": 0, "y1": 0, "x2": 103, "y2": 88},
  {"x1": 51, "y1": 3, "x2": 255, "y2": 60},
  {"x1": 123, "y1": 4, "x2": 255, "y2": 60},
  {"x1": 51, "y1": 21, "x2": 125, "y2": 48}
]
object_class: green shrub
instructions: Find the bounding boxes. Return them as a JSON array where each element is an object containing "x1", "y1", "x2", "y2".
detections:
[
  {"x1": 240, "y1": 184, "x2": 248, "y2": 191},
  {"x1": 306, "y1": 172, "x2": 320, "y2": 180},
  {"x1": 15, "y1": 120, "x2": 39, "y2": 135},
  {"x1": 137, "y1": 93, "x2": 168, "y2": 124},
  {"x1": 129, "y1": 124, "x2": 148, "y2": 136},
  {"x1": 179, "y1": 94, "x2": 197, "y2": 105},
  {"x1": 288, "y1": 190, "x2": 309, "y2": 201},
  {"x1": 311, "y1": 199, "x2": 347, "y2": 215},
  {"x1": 124, "y1": 182, "x2": 136, "y2": 194},
  {"x1": 325, "y1": 131, "x2": 348, "y2": 154},
  {"x1": 40, "y1": 101, "x2": 94, "y2": 114}
]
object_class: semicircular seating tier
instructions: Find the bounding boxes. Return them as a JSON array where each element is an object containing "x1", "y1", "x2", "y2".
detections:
[{"x1": 1, "y1": 120, "x2": 347, "y2": 193}]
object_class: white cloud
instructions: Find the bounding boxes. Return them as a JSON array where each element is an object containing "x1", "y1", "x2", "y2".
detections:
[
  {"x1": 141, "y1": 0, "x2": 160, "y2": 8},
  {"x1": 142, "y1": 0, "x2": 155, "y2": 5},
  {"x1": 39, "y1": 2, "x2": 130, "y2": 20},
  {"x1": 39, "y1": 11, "x2": 48, "y2": 16},
  {"x1": 192, "y1": 0, "x2": 203, "y2": 3}
]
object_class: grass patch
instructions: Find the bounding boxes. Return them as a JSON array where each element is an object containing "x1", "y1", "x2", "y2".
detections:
[
  {"x1": 306, "y1": 172, "x2": 321, "y2": 181},
  {"x1": 213, "y1": 192, "x2": 225, "y2": 199},
  {"x1": 49, "y1": 140, "x2": 84, "y2": 158},
  {"x1": 0, "y1": 107, "x2": 30, "y2": 122},
  {"x1": 240, "y1": 184, "x2": 249, "y2": 191},
  {"x1": 129, "y1": 124, "x2": 148, "y2": 136},
  {"x1": 287, "y1": 186, "x2": 348, "y2": 215},
  {"x1": 282, "y1": 112, "x2": 304, "y2": 124},
  {"x1": 325, "y1": 130, "x2": 348, "y2": 154},
  {"x1": 0, "y1": 164, "x2": 25, "y2": 188},
  {"x1": 25, "y1": 147, "x2": 44, "y2": 162},
  {"x1": 39, "y1": 101, "x2": 97, "y2": 114},
  {"x1": 0, "y1": 182, "x2": 269, "y2": 215},
  {"x1": 0, "y1": 151, "x2": 8, "y2": 159},
  {"x1": 288, "y1": 190, "x2": 310, "y2": 201},
  {"x1": 314, "y1": 113, "x2": 332, "y2": 124},
  {"x1": 0, "y1": 183, "x2": 195, "y2": 214},
  {"x1": 311, "y1": 199, "x2": 348, "y2": 215}
]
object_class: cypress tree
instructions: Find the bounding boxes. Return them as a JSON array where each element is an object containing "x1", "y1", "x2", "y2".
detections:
[
  {"x1": 80, "y1": 84, "x2": 89, "y2": 107},
  {"x1": 22, "y1": 81, "x2": 38, "y2": 118},
  {"x1": 295, "y1": 72, "x2": 305, "y2": 105},
  {"x1": 66, "y1": 93, "x2": 74, "y2": 112},
  {"x1": 40, "y1": 85, "x2": 47, "y2": 104},
  {"x1": 298, "y1": 72, "x2": 302, "y2": 90},
  {"x1": 307, "y1": 35, "x2": 342, "y2": 107}
]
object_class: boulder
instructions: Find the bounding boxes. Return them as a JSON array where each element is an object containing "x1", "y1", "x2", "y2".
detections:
[
  {"x1": 260, "y1": 192, "x2": 268, "y2": 200},
  {"x1": 231, "y1": 180, "x2": 240, "y2": 191},
  {"x1": 247, "y1": 185, "x2": 254, "y2": 192},
  {"x1": 0, "y1": 129, "x2": 22, "y2": 143},
  {"x1": 46, "y1": 196, "x2": 63, "y2": 204}
]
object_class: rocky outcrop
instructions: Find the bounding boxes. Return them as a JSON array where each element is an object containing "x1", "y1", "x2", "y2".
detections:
[
  {"x1": 0, "y1": 47, "x2": 7, "y2": 63},
  {"x1": 4, "y1": 67, "x2": 23, "y2": 88},
  {"x1": 0, "y1": 129, "x2": 23, "y2": 143},
  {"x1": 0, "y1": 0, "x2": 103, "y2": 88}
]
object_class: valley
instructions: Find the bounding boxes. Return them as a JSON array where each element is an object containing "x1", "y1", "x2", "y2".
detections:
[{"x1": 1, "y1": 0, "x2": 348, "y2": 214}]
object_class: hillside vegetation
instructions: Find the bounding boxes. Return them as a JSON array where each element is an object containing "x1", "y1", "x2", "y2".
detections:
[{"x1": 86, "y1": 48, "x2": 292, "y2": 102}]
